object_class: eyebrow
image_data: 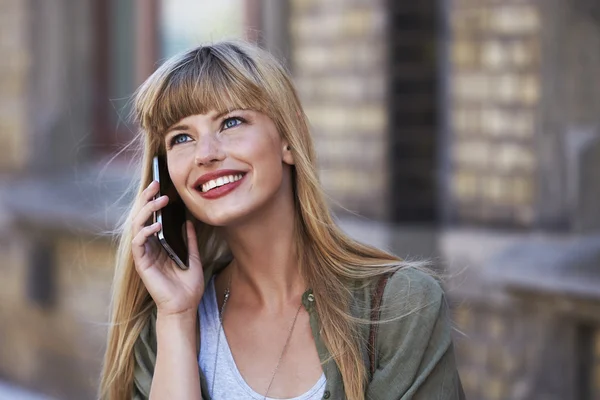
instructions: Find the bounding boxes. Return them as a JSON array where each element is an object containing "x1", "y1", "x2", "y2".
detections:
[
  {"x1": 165, "y1": 124, "x2": 188, "y2": 135},
  {"x1": 164, "y1": 109, "x2": 239, "y2": 135}
]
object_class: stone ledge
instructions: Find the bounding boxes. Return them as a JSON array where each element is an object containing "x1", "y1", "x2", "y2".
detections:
[
  {"x1": 0, "y1": 162, "x2": 136, "y2": 237},
  {"x1": 486, "y1": 235, "x2": 600, "y2": 320},
  {"x1": 440, "y1": 228, "x2": 600, "y2": 314}
]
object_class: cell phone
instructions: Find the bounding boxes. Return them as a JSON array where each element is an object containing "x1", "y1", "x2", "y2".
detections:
[{"x1": 152, "y1": 155, "x2": 189, "y2": 270}]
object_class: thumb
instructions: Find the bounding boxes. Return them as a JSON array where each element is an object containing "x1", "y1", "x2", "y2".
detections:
[{"x1": 185, "y1": 220, "x2": 201, "y2": 267}]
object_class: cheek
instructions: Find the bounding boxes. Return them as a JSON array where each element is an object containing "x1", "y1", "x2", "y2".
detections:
[
  {"x1": 254, "y1": 151, "x2": 286, "y2": 193},
  {"x1": 166, "y1": 156, "x2": 188, "y2": 191},
  {"x1": 236, "y1": 127, "x2": 281, "y2": 161},
  {"x1": 242, "y1": 139, "x2": 282, "y2": 176}
]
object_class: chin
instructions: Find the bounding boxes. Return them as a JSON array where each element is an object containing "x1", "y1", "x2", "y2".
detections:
[
  {"x1": 194, "y1": 203, "x2": 256, "y2": 227},
  {"x1": 211, "y1": 195, "x2": 286, "y2": 227}
]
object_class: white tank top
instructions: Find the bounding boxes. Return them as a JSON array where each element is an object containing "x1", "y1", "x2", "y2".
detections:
[{"x1": 198, "y1": 277, "x2": 327, "y2": 400}]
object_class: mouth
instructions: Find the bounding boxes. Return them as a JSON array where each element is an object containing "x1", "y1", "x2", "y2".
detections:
[{"x1": 194, "y1": 172, "x2": 246, "y2": 199}]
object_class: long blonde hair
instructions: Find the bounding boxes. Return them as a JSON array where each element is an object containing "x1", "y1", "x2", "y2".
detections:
[{"x1": 100, "y1": 41, "x2": 406, "y2": 400}]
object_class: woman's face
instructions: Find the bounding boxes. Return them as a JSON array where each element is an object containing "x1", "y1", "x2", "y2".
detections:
[{"x1": 163, "y1": 109, "x2": 294, "y2": 226}]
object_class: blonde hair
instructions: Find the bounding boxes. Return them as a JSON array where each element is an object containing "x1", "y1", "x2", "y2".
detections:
[{"x1": 100, "y1": 41, "x2": 407, "y2": 400}]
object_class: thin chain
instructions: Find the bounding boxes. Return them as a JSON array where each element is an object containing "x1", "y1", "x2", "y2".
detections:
[
  {"x1": 210, "y1": 270, "x2": 304, "y2": 400},
  {"x1": 262, "y1": 301, "x2": 303, "y2": 399},
  {"x1": 211, "y1": 272, "x2": 232, "y2": 396}
]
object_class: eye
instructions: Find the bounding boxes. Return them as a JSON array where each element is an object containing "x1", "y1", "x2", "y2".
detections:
[
  {"x1": 222, "y1": 117, "x2": 244, "y2": 130},
  {"x1": 169, "y1": 133, "x2": 191, "y2": 147}
]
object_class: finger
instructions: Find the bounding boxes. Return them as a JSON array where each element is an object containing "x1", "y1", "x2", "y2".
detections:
[
  {"x1": 185, "y1": 220, "x2": 201, "y2": 267},
  {"x1": 131, "y1": 221, "x2": 162, "y2": 263},
  {"x1": 132, "y1": 195, "x2": 169, "y2": 235},
  {"x1": 131, "y1": 181, "x2": 160, "y2": 225}
]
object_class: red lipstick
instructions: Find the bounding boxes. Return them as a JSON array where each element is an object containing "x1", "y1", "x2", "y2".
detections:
[{"x1": 193, "y1": 169, "x2": 246, "y2": 200}]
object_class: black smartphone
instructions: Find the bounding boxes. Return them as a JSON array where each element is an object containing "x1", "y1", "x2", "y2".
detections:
[{"x1": 152, "y1": 155, "x2": 189, "y2": 269}]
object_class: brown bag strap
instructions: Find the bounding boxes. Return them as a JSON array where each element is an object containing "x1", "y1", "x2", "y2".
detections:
[{"x1": 368, "y1": 272, "x2": 392, "y2": 378}]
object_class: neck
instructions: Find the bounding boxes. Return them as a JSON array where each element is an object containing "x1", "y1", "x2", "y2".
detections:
[{"x1": 222, "y1": 181, "x2": 305, "y2": 310}]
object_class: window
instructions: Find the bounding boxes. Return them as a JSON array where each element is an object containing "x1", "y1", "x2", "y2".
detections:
[
  {"x1": 92, "y1": 0, "x2": 159, "y2": 153},
  {"x1": 160, "y1": 0, "x2": 248, "y2": 59},
  {"x1": 27, "y1": 239, "x2": 56, "y2": 308}
]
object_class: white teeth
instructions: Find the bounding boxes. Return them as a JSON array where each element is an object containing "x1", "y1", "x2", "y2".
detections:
[{"x1": 201, "y1": 174, "x2": 244, "y2": 192}]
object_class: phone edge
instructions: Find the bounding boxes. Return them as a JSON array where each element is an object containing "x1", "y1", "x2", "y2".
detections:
[{"x1": 152, "y1": 155, "x2": 189, "y2": 270}]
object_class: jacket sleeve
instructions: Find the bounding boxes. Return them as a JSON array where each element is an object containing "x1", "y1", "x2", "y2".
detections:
[
  {"x1": 366, "y1": 268, "x2": 465, "y2": 400},
  {"x1": 132, "y1": 308, "x2": 158, "y2": 400}
]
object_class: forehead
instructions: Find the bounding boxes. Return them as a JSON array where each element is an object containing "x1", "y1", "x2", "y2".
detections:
[
  {"x1": 171, "y1": 109, "x2": 227, "y2": 126},
  {"x1": 165, "y1": 108, "x2": 253, "y2": 133},
  {"x1": 141, "y1": 59, "x2": 271, "y2": 137}
]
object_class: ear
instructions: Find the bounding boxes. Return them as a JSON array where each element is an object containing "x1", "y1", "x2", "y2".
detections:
[{"x1": 282, "y1": 143, "x2": 295, "y2": 166}]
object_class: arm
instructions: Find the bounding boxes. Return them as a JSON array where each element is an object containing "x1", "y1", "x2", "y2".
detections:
[
  {"x1": 149, "y1": 311, "x2": 201, "y2": 399},
  {"x1": 366, "y1": 269, "x2": 464, "y2": 400},
  {"x1": 129, "y1": 188, "x2": 206, "y2": 399},
  {"x1": 132, "y1": 308, "x2": 206, "y2": 400}
]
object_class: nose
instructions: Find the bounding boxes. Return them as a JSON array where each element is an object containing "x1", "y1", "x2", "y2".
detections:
[{"x1": 194, "y1": 134, "x2": 225, "y2": 166}]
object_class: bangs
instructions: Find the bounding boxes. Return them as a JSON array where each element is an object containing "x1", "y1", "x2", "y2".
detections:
[{"x1": 136, "y1": 46, "x2": 271, "y2": 138}]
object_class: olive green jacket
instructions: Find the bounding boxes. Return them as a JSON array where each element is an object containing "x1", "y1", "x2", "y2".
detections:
[{"x1": 132, "y1": 266, "x2": 464, "y2": 399}]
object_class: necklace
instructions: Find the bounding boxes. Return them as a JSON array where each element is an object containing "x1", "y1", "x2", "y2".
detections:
[{"x1": 211, "y1": 272, "x2": 304, "y2": 400}]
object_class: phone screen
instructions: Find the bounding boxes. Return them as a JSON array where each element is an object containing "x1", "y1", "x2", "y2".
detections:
[{"x1": 153, "y1": 155, "x2": 189, "y2": 269}]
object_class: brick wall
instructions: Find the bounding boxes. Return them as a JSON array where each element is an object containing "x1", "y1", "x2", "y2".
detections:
[
  {"x1": 453, "y1": 300, "x2": 580, "y2": 399},
  {"x1": 0, "y1": 2, "x2": 107, "y2": 397},
  {"x1": 594, "y1": 329, "x2": 600, "y2": 399},
  {"x1": 290, "y1": 0, "x2": 389, "y2": 219},
  {"x1": 0, "y1": 0, "x2": 30, "y2": 170},
  {"x1": 0, "y1": 232, "x2": 114, "y2": 399},
  {"x1": 0, "y1": 0, "x2": 93, "y2": 174},
  {"x1": 445, "y1": 3, "x2": 600, "y2": 393},
  {"x1": 447, "y1": 0, "x2": 542, "y2": 227},
  {"x1": 447, "y1": 0, "x2": 600, "y2": 230},
  {"x1": 537, "y1": 0, "x2": 600, "y2": 231}
]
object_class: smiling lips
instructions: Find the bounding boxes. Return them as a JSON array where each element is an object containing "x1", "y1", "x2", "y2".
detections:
[
  {"x1": 200, "y1": 174, "x2": 244, "y2": 193},
  {"x1": 194, "y1": 170, "x2": 246, "y2": 200}
]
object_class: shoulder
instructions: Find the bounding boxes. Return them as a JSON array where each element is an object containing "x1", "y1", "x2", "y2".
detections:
[
  {"x1": 374, "y1": 267, "x2": 451, "y2": 356},
  {"x1": 350, "y1": 266, "x2": 445, "y2": 320},
  {"x1": 381, "y1": 267, "x2": 444, "y2": 315},
  {"x1": 367, "y1": 268, "x2": 463, "y2": 398}
]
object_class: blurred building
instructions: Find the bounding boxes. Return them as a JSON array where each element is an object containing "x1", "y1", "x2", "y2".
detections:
[{"x1": 0, "y1": 0, "x2": 599, "y2": 399}]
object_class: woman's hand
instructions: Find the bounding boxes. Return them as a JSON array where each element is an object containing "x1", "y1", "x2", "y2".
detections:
[{"x1": 131, "y1": 180, "x2": 204, "y2": 317}]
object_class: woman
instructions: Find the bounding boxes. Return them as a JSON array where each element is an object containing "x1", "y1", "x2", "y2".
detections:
[{"x1": 100, "y1": 41, "x2": 464, "y2": 400}]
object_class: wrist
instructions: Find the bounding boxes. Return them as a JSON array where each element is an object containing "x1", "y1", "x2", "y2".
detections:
[{"x1": 156, "y1": 309, "x2": 197, "y2": 329}]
